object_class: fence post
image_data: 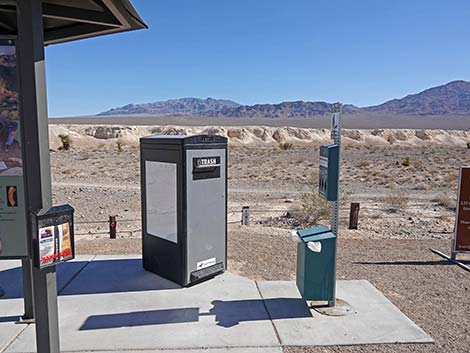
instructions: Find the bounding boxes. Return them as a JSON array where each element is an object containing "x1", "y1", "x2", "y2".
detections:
[
  {"x1": 241, "y1": 207, "x2": 250, "y2": 226},
  {"x1": 109, "y1": 216, "x2": 117, "y2": 239},
  {"x1": 349, "y1": 203, "x2": 360, "y2": 230}
]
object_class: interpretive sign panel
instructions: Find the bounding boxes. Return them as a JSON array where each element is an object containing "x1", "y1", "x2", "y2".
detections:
[
  {"x1": 453, "y1": 166, "x2": 470, "y2": 253},
  {"x1": 0, "y1": 38, "x2": 28, "y2": 259},
  {"x1": 319, "y1": 144, "x2": 339, "y2": 201},
  {"x1": 34, "y1": 204, "x2": 75, "y2": 269}
]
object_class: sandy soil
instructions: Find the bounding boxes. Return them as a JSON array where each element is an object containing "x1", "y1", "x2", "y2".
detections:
[{"x1": 48, "y1": 124, "x2": 470, "y2": 353}]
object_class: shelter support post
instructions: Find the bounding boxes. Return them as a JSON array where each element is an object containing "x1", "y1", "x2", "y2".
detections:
[
  {"x1": 21, "y1": 258, "x2": 34, "y2": 320},
  {"x1": 16, "y1": 0, "x2": 59, "y2": 352}
]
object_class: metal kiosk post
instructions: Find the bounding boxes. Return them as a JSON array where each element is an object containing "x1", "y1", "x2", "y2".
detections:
[
  {"x1": 0, "y1": 2, "x2": 146, "y2": 352},
  {"x1": 329, "y1": 102, "x2": 342, "y2": 307}
]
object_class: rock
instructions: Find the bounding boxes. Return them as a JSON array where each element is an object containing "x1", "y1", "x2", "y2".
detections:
[
  {"x1": 371, "y1": 129, "x2": 385, "y2": 137},
  {"x1": 272, "y1": 128, "x2": 289, "y2": 143},
  {"x1": 343, "y1": 130, "x2": 363, "y2": 141},
  {"x1": 415, "y1": 130, "x2": 431, "y2": 140},
  {"x1": 85, "y1": 126, "x2": 128, "y2": 139}
]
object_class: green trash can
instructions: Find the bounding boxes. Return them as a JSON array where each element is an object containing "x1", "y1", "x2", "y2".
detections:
[{"x1": 295, "y1": 226, "x2": 336, "y2": 303}]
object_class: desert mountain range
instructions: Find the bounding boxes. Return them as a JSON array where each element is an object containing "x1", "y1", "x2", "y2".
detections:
[{"x1": 99, "y1": 80, "x2": 470, "y2": 118}]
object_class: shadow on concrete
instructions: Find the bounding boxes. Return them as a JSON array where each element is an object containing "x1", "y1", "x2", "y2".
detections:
[
  {"x1": 0, "y1": 259, "x2": 179, "y2": 300},
  {"x1": 0, "y1": 266, "x2": 22, "y2": 299},
  {"x1": 0, "y1": 315, "x2": 21, "y2": 323},
  {"x1": 80, "y1": 308, "x2": 200, "y2": 330},
  {"x1": 59, "y1": 258, "x2": 180, "y2": 295},
  {"x1": 355, "y1": 260, "x2": 470, "y2": 266},
  {"x1": 79, "y1": 298, "x2": 312, "y2": 330}
]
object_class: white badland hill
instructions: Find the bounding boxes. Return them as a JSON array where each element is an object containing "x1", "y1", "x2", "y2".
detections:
[{"x1": 48, "y1": 124, "x2": 470, "y2": 150}]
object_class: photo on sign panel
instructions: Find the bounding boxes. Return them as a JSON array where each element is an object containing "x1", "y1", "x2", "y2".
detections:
[
  {"x1": 59, "y1": 222, "x2": 72, "y2": 260},
  {"x1": 0, "y1": 41, "x2": 21, "y2": 177},
  {"x1": 39, "y1": 226, "x2": 56, "y2": 267},
  {"x1": 6, "y1": 185, "x2": 17, "y2": 207}
]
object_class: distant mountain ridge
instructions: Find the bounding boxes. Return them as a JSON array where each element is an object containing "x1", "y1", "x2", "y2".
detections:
[
  {"x1": 99, "y1": 97, "x2": 240, "y2": 116},
  {"x1": 364, "y1": 80, "x2": 470, "y2": 115},
  {"x1": 98, "y1": 80, "x2": 470, "y2": 118}
]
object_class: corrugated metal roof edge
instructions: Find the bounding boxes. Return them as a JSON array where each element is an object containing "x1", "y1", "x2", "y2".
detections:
[{"x1": 44, "y1": 0, "x2": 147, "y2": 45}]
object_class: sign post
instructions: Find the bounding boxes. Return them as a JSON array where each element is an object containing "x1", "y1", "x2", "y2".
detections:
[
  {"x1": 349, "y1": 203, "x2": 360, "y2": 230},
  {"x1": 317, "y1": 103, "x2": 342, "y2": 307},
  {"x1": 452, "y1": 166, "x2": 470, "y2": 258},
  {"x1": 330, "y1": 103, "x2": 341, "y2": 307}
]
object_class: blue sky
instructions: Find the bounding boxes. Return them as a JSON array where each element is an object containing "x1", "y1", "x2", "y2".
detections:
[{"x1": 45, "y1": 0, "x2": 470, "y2": 117}]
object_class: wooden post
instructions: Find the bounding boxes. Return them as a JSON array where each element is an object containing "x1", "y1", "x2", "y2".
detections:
[
  {"x1": 349, "y1": 203, "x2": 360, "y2": 230},
  {"x1": 109, "y1": 216, "x2": 117, "y2": 239},
  {"x1": 241, "y1": 207, "x2": 250, "y2": 226}
]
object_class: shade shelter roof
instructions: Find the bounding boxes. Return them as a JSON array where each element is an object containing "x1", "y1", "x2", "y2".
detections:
[{"x1": 0, "y1": 0, "x2": 147, "y2": 45}]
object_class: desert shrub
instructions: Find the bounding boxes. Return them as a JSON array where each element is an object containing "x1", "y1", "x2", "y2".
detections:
[
  {"x1": 384, "y1": 191, "x2": 410, "y2": 213},
  {"x1": 116, "y1": 139, "x2": 125, "y2": 153},
  {"x1": 300, "y1": 191, "x2": 331, "y2": 226},
  {"x1": 432, "y1": 192, "x2": 456, "y2": 210},
  {"x1": 58, "y1": 134, "x2": 72, "y2": 151},
  {"x1": 356, "y1": 160, "x2": 371, "y2": 168},
  {"x1": 279, "y1": 142, "x2": 294, "y2": 150},
  {"x1": 442, "y1": 173, "x2": 459, "y2": 189},
  {"x1": 292, "y1": 174, "x2": 332, "y2": 226},
  {"x1": 414, "y1": 182, "x2": 433, "y2": 191},
  {"x1": 402, "y1": 156, "x2": 411, "y2": 167},
  {"x1": 467, "y1": 142, "x2": 470, "y2": 149}
]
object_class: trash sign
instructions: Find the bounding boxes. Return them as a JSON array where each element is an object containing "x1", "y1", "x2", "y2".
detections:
[{"x1": 453, "y1": 167, "x2": 470, "y2": 253}]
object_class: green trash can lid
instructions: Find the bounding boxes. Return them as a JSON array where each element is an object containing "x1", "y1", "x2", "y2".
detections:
[{"x1": 296, "y1": 226, "x2": 336, "y2": 243}]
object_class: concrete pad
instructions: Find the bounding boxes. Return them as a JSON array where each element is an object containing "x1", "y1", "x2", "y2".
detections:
[
  {"x1": 0, "y1": 256, "x2": 94, "y2": 352},
  {"x1": 257, "y1": 280, "x2": 433, "y2": 346},
  {"x1": 5, "y1": 256, "x2": 279, "y2": 352},
  {"x1": 0, "y1": 260, "x2": 24, "y2": 353},
  {"x1": 2, "y1": 256, "x2": 431, "y2": 351}
]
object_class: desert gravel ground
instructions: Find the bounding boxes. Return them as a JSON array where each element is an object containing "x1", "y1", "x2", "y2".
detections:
[{"x1": 50, "y1": 126, "x2": 470, "y2": 353}]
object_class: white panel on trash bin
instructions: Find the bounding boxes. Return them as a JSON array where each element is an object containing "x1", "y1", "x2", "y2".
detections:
[{"x1": 146, "y1": 161, "x2": 177, "y2": 243}]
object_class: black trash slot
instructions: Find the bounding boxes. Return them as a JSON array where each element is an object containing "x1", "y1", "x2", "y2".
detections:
[{"x1": 192, "y1": 156, "x2": 221, "y2": 180}]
